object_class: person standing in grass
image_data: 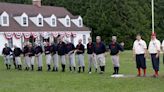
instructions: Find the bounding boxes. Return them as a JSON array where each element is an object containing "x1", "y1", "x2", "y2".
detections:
[
  {"x1": 50, "y1": 43, "x2": 58, "y2": 72},
  {"x1": 35, "y1": 43, "x2": 43, "y2": 71},
  {"x1": 44, "y1": 42, "x2": 52, "y2": 71},
  {"x1": 87, "y1": 37, "x2": 97, "y2": 74},
  {"x1": 65, "y1": 39, "x2": 76, "y2": 72},
  {"x1": 28, "y1": 43, "x2": 35, "y2": 71},
  {"x1": 109, "y1": 36, "x2": 124, "y2": 75},
  {"x1": 23, "y1": 42, "x2": 30, "y2": 71},
  {"x1": 133, "y1": 34, "x2": 147, "y2": 77},
  {"x1": 94, "y1": 36, "x2": 106, "y2": 74},
  {"x1": 57, "y1": 36, "x2": 67, "y2": 72},
  {"x1": 76, "y1": 39, "x2": 85, "y2": 73},
  {"x1": 13, "y1": 45, "x2": 22, "y2": 70},
  {"x1": 148, "y1": 33, "x2": 161, "y2": 77},
  {"x1": 2, "y1": 43, "x2": 12, "y2": 70},
  {"x1": 162, "y1": 40, "x2": 164, "y2": 64}
]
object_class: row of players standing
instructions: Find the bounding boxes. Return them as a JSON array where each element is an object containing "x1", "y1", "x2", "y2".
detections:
[{"x1": 3, "y1": 36, "x2": 123, "y2": 74}]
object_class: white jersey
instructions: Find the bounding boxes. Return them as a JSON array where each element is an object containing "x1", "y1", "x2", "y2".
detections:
[
  {"x1": 148, "y1": 39, "x2": 161, "y2": 54},
  {"x1": 162, "y1": 40, "x2": 164, "y2": 51},
  {"x1": 133, "y1": 39, "x2": 147, "y2": 54}
]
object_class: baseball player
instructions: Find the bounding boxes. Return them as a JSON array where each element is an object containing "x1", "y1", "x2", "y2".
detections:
[
  {"x1": 2, "y1": 43, "x2": 12, "y2": 70},
  {"x1": 23, "y1": 42, "x2": 31, "y2": 71},
  {"x1": 50, "y1": 43, "x2": 58, "y2": 72},
  {"x1": 94, "y1": 36, "x2": 106, "y2": 74},
  {"x1": 148, "y1": 33, "x2": 161, "y2": 77},
  {"x1": 35, "y1": 43, "x2": 43, "y2": 71},
  {"x1": 132, "y1": 34, "x2": 147, "y2": 77},
  {"x1": 57, "y1": 37, "x2": 67, "y2": 72},
  {"x1": 87, "y1": 37, "x2": 97, "y2": 74},
  {"x1": 44, "y1": 42, "x2": 52, "y2": 71},
  {"x1": 65, "y1": 39, "x2": 76, "y2": 72},
  {"x1": 28, "y1": 43, "x2": 35, "y2": 71},
  {"x1": 76, "y1": 39, "x2": 85, "y2": 73},
  {"x1": 109, "y1": 36, "x2": 124, "y2": 75},
  {"x1": 13, "y1": 45, "x2": 23, "y2": 70},
  {"x1": 162, "y1": 40, "x2": 164, "y2": 64}
]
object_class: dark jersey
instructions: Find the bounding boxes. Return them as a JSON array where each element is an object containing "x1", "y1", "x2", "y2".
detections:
[
  {"x1": 76, "y1": 44, "x2": 85, "y2": 54},
  {"x1": 109, "y1": 42, "x2": 124, "y2": 55},
  {"x1": 66, "y1": 43, "x2": 75, "y2": 54},
  {"x1": 13, "y1": 47, "x2": 22, "y2": 57},
  {"x1": 44, "y1": 45, "x2": 51, "y2": 55},
  {"x1": 94, "y1": 42, "x2": 106, "y2": 55},
  {"x1": 23, "y1": 45, "x2": 29, "y2": 56},
  {"x1": 87, "y1": 42, "x2": 94, "y2": 54},
  {"x1": 35, "y1": 46, "x2": 43, "y2": 55},
  {"x1": 2, "y1": 47, "x2": 12, "y2": 55},
  {"x1": 28, "y1": 47, "x2": 35, "y2": 57},
  {"x1": 57, "y1": 42, "x2": 66, "y2": 56},
  {"x1": 50, "y1": 44, "x2": 57, "y2": 55}
]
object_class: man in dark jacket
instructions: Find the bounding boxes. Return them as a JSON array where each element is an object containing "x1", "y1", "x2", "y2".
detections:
[
  {"x1": 2, "y1": 43, "x2": 12, "y2": 70},
  {"x1": 35, "y1": 43, "x2": 43, "y2": 71},
  {"x1": 109, "y1": 36, "x2": 124, "y2": 75},
  {"x1": 76, "y1": 39, "x2": 85, "y2": 73},
  {"x1": 13, "y1": 45, "x2": 22, "y2": 70}
]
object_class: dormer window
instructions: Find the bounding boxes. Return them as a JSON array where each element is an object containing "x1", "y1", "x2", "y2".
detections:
[
  {"x1": 66, "y1": 19, "x2": 70, "y2": 26},
  {"x1": 3, "y1": 16, "x2": 7, "y2": 24},
  {"x1": 23, "y1": 17, "x2": 27, "y2": 25},
  {"x1": 52, "y1": 18, "x2": 56, "y2": 26},
  {"x1": 79, "y1": 19, "x2": 82, "y2": 26},
  {"x1": 38, "y1": 18, "x2": 42, "y2": 25}
]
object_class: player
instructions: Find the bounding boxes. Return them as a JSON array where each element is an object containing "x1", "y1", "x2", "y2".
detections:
[
  {"x1": 28, "y1": 43, "x2": 35, "y2": 71},
  {"x1": 87, "y1": 37, "x2": 97, "y2": 74},
  {"x1": 94, "y1": 36, "x2": 106, "y2": 74},
  {"x1": 44, "y1": 42, "x2": 52, "y2": 71},
  {"x1": 109, "y1": 36, "x2": 124, "y2": 75},
  {"x1": 2, "y1": 43, "x2": 12, "y2": 70},
  {"x1": 76, "y1": 39, "x2": 85, "y2": 73},
  {"x1": 23, "y1": 42, "x2": 30, "y2": 71},
  {"x1": 50, "y1": 42, "x2": 58, "y2": 72},
  {"x1": 148, "y1": 33, "x2": 161, "y2": 77},
  {"x1": 35, "y1": 43, "x2": 43, "y2": 71}
]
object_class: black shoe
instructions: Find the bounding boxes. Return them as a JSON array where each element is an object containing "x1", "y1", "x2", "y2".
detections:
[
  {"x1": 47, "y1": 65, "x2": 51, "y2": 71},
  {"x1": 82, "y1": 66, "x2": 85, "y2": 72},
  {"x1": 31, "y1": 65, "x2": 34, "y2": 71},
  {"x1": 73, "y1": 67, "x2": 76, "y2": 72},
  {"x1": 62, "y1": 64, "x2": 65, "y2": 72},
  {"x1": 6, "y1": 64, "x2": 9, "y2": 70},
  {"x1": 69, "y1": 67, "x2": 72, "y2": 72},
  {"x1": 95, "y1": 68, "x2": 97, "y2": 73},
  {"x1": 78, "y1": 67, "x2": 81, "y2": 73}
]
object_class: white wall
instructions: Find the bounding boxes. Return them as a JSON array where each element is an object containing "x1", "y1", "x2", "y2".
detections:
[
  {"x1": 0, "y1": 33, "x2": 8, "y2": 55},
  {"x1": 13, "y1": 37, "x2": 22, "y2": 48}
]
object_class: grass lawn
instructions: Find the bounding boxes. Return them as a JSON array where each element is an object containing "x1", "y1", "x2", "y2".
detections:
[{"x1": 0, "y1": 51, "x2": 164, "y2": 92}]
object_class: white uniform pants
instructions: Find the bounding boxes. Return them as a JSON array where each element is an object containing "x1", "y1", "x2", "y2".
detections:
[
  {"x1": 52, "y1": 54, "x2": 58, "y2": 68},
  {"x1": 4, "y1": 55, "x2": 11, "y2": 65},
  {"x1": 111, "y1": 55, "x2": 120, "y2": 67},
  {"x1": 88, "y1": 54, "x2": 97, "y2": 69},
  {"x1": 77, "y1": 54, "x2": 85, "y2": 67},
  {"x1": 46, "y1": 54, "x2": 52, "y2": 65},
  {"x1": 15, "y1": 56, "x2": 22, "y2": 65},
  {"x1": 96, "y1": 54, "x2": 106, "y2": 66},
  {"x1": 24, "y1": 56, "x2": 31, "y2": 68},
  {"x1": 68, "y1": 54, "x2": 76, "y2": 67},
  {"x1": 36, "y1": 54, "x2": 43, "y2": 67},
  {"x1": 58, "y1": 55, "x2": 66, "y2": 65}
]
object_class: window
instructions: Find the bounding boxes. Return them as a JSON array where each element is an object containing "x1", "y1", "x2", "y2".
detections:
[
  {"x1": 8, "y1": 38, "x2": 13, "y2": 48},
  {"x1": 52, "y1": 18, "x2": 56, "y2": 26},
  {"x1": 79, "y1": 19, "x2": 82, "y2": 26},
  {"x1": 38, "y1": 18, "x2": 42, "y2": 25},
  {"x1": 23, "y1": 17, "x2": 27, "y2": 25},
  {"x1": 66, "y1": 19, "x2": 70, "y2": 26},
  {"x1": 3, "y1": 16, "x2": 7, "y2": 24},
  {"x1": 83, "y1": 35, "x2": 86, "y2": 44}
]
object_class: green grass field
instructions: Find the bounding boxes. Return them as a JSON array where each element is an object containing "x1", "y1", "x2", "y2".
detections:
[{"x1": 0, "y1": 51, "x2": 164, "y2": 92}]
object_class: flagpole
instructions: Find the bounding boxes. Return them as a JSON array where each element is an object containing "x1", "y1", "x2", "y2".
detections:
[{"x1": 152, "y1": 0, "x2": 154, "y2": 33}]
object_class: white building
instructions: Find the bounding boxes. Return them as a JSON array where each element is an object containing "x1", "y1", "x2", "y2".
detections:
[{"x1": 0, "y1": 0, "x2": 91, "y2": 54}]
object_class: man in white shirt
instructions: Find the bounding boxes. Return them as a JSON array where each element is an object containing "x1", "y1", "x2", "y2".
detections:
[
  {"x1": 162, "y1": 40, "x2": 164, "y2": 64},
  {"x1": 133, "y1": 34, "x2": 147, "y2": 77},
  {"x1": 148, "y1": 33, "x2": 161, "y2": 77}
]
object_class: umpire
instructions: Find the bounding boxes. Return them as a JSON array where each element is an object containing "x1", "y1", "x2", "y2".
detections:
[{"x1": 109, "y1": 36, "x2": 124, "y2": 75}]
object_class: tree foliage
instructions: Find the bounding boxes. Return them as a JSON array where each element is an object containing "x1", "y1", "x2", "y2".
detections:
[{"x1": 0, "y1": 0, "x2": 164, "y2": 49}]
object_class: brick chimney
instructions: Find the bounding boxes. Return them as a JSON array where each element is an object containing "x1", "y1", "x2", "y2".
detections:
[{"x1": 32, "y1": 0, "x2": 41, "y2": 7}]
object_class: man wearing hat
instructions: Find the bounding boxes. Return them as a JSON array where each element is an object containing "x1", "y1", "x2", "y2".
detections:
[
  {"x1": 65, "y1": 39, "x2": 76, "y2": 72},
  {"x1": 50, "y1": 42, "x2": 58, "y2": 72},
  {"x1": 57, "y1": 37, "x2": 67, "y2": 72},
  {"x1": 109, "y1": 36, "x2": 124, "y2": 75},
  {"x1": 35, "y1": 43, "x2": 43, "y2": 71},
  {"x1": 23, "y1": 42, "x2": 30, "y2": 71},
  {"x1": 44, "y1": 42, "x2": 52, "y2": 71},
  {"x1": 2, "y1": 43, "x2": 12, "y2": 70},
  {"x1": 76, "y1": 39, "x2": 85, "y2": 73},
  {"x1": 94, "y1": 36, "x2": 106, "y2": 74},
  {"x1": 28, "y1": 43, "x2": 35, "y2": 71},
  {"x1": 13, "y1": 45, "x2": 23, "y2": 70},
  {"x1": 133, "y1": 34, "x2": 147, "y2": 77},
  {"x1": 87, "y1": 37, "x2": 97, "y2": 74},
  {"x1": 148, "y1": 33, "x2": 161, "y2": 77}
]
